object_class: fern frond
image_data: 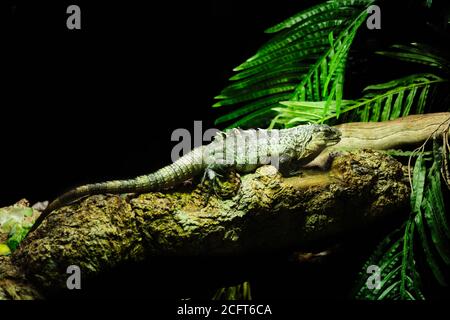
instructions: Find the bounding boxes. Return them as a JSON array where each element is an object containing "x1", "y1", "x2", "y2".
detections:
[
  {"x1": 272, "y1": 100, "x2": 354, "y2": 126},
  {"x1": 272, "y1": 74, "x2": 446, "y2": 127},
  {"x1": 214, "y1": 0, "x2": 375, "y2": 128},
  {"x1": 353, "y1": 223, "x2": 424, "y2": 300},
  {"x1": 418, "y1": 142, "x2": 450, "y2": 277},
  {"x1": 264, "y1": 0, "x2": 372, "y2": 34},
  {"x1": 291, "y1": 10, "x2": 368, "y2": 116},
  {"x1": 377, "y1": 43, "x2": 450, "y2": 74},
  {"x1": 214, "y1": 93, "x2": 292, "y2": 125},
  {"x1": 383, "y1": 150, "x2": 432, "y2": 157},
  {"x1": 212, "y1": 281, "x2": 252, "y2": 300},
  {"x1": 227, "y1": 106, "x2": 277, "y2": 129},
  {"x1": 354, "y1": 137, "x2": 450, "y2": 299}
]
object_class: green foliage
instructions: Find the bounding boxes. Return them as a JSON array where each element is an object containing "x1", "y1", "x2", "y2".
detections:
[
  {"x1": 383, "y1": 150, "x2": 432, "y2": 157},
  {"x1": 0, "y1": 205, "x2": 33, "y2": 254},
  {"x1": 377, "y1": 43, "x2": 450, "y2": 74},
  {"x1": 7, "y1": 224, "x2": 31, "y2": 251},
  {"x1": 413, "y1": 141, "x2": 450, "y2": 286},
  {"x1": 212, "y1": 0, "x2": 450, "y2": 300},
  {"x1": 353, "y1": 222, "x2": 424, "y2": 300},
  {"x1": 0, "y1": 243, "x2": 11, "y2": 256},
  {"x1": 272, "y1": 73, "x2": 445, "y2": 127},
  {"x1": 213, "y1": 0, "x2": 376, "y2": 128},
  {"x1": 213, "y1": 1, "x2": 450, "y2": 129},
  {"x1": 354, "y1": 139, "x2": 450, "y2": 299},
  {"x1": 212, "y1": 281, "x2": 252, "y2": 300}
]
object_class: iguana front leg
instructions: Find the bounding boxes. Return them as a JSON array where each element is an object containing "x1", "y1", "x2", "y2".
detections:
[{"x1": 201, "y1": 165, "x2": 240, "y2": 200}]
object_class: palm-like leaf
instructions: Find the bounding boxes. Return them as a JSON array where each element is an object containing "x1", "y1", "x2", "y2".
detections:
[
  {"x1": 354, "y1": 141, "x2": 450, "y2": 299},
  {"x1": 413, "y1": 141, "x2": 450, "y2": 286},
  {"x1": 213, "y1": 0, "x2": 375, "y2": 128},
  {"x1": 272, "y1": 73, "x2": 446, "y2": 127},
  {"x1": 211, "y1": 0, "x2": 450, "y2": 300},
  {"x1": 353, "y1": 222, "x2": 424, "y2": 300},
  {"x1": 377, "y1": 43, "x2": 450, "y2": 74},
  {"x1": 212, "y1": 281, "x2": 252, "y2": 300}
]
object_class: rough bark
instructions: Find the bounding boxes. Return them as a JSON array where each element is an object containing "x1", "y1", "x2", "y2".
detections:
[
  {"x1": 2, "y1": 112, "x2": 450, "y2": 299},
  {"x1": 308, "y1": 112, "x2": 450, "y2": 167},
  {"x1": 11, "y1": 149, "x2": 409, "y2": 294},
  {"x1": 0, "y1": 256, "x2": 41, "y2": 299}
]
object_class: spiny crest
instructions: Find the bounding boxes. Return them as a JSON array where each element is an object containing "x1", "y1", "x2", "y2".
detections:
[{"x1": 214, "y1": 128, "x2": 262, "y2": 141}]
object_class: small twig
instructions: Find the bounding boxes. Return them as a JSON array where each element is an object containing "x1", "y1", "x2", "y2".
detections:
[
  {"x1": 407, "y1": 116, "x2": 450, "y2": 190},
  {"x1": 441, "y1": 123, "x2": 450, "y2": 190}
]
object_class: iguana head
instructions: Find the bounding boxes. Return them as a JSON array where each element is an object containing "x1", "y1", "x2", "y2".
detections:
[
  {"x1": 309, "y1": 124, "x2": 341, "y2": 147},
  {"x1": 288, "y1": 124, "x2": 341, "y2": 164}
]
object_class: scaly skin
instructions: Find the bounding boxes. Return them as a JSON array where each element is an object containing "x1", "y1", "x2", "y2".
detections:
[{"x1": 29, "y1": 124, "x2": 341, "y2": 232}]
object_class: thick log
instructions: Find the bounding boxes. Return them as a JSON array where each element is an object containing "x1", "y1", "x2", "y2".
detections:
[
  {"x1": 3, "y1": 112, "x2": 450, "y2": 298},
  {"x1": 337, "y1": 112, "x2": 450, "y2": 148},
  {"x1": 11, "y1": 149, "x2": 409, "y2": 293},
  {"x1": 0, "y1": 256, "x2": 41, "y2": 299},
  {"x1": 308, "y1": 112, "x2": 450, "y2": 167}
]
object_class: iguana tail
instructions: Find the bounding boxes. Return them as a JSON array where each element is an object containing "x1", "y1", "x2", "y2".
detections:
[{"x1": 29, "y1": 146, "x2": 206, "y2": 232}]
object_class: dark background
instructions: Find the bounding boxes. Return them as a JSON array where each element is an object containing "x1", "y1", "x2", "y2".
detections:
[
  {"x1": 2, "y1": 0, "x2": 449, "y2": 206},
  {"x1": 1, "y1": 0, "x2": 339, "y2": 300},
  {"x1": 2, "y1": 0, "x2": 449, "y2": 207},
  {"x1": 1, "y1": 0, "x2": 449, "y2": 299},
  {"x1": 1, "y1": 0, "x2": 316, "y2": 207}
]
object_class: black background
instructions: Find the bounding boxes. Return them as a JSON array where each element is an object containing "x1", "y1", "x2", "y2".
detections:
[
  {"x1": 1, "y1": 0, "x2": 316, "y2": 207},
  {"x1": 2, "y1": 0, "x2": 449, "y2": 205},
  {"x1": 2, "y1": 0, "x2": 448, "y2": 207},
  {"x1": 1, "y1": 0, "x2": 450, "y2": 300}
]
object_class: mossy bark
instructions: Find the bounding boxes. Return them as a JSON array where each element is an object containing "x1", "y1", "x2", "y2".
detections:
[
  {"x1": 9, "y1": 149, "x2": 409, "y2": 295},
  {"x1": 0, "y1": 256, "x2": 41, "y2": 299},
  {"x1": 3, "y1": 112, "x2": 450, "y2": 299}
]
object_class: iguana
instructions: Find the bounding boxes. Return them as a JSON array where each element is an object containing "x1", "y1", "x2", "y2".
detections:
[{"x1": 29, "y1": 124, "x2": 341, "y2": 232}]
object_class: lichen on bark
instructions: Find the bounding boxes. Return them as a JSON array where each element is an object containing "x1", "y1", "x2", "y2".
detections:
[{"x1": 11, "y1": 149, "x2": 409, "y2": 293}]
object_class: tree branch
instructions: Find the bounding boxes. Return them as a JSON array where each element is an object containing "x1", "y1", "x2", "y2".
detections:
[
  {"x1": 10, "y1": 149, "x2": 408, "y2": 294},
  {"x1": 2, "y1": 112, "x2": 449, "y2": 298}
]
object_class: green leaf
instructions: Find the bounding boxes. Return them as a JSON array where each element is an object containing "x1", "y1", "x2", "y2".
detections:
[
  {"x1": 212, "y1": 281, "x2": 252, "y2": 300},
  {"x1": 402, "y1": 87, "x2": 417, "y2": 117},
  {"x1": 381, "y1": 94, "x2": 393, "y2": 121},
  {"x1": 214, "y1": 94, "x2": 291, "y2": 124},
  {"x1": 214, "y1": 0, "x2": 375, "y2": 127},
  {"x1": 377, "y1": 43, "x2": 450, "y2": 74},
  {"x1": 353, "y1": 218, "x2": 425, "y2": 300},
  {"x1": 7, "y1": 224, "x2": 31, "y2": 252},
  {"x1": 415, "y1": 207, "x2": 448, "y2": 286},
  {"x1": 390, "y1": 90, "x2": 404, "y2": 120},
  {"x1": 0, "y1": 243, "x2": 11, "y2": 256},
  {"x1": 369, "y1": 98, "x2": 381, "y2": 122},
  {"x1": 228, "y1": 63, "x2": 309, "y2": 84},
  {"x1": 264, "y1": 1, "x2": 367, "y2": 33},
  {"x1": 420, "y1": 146, "x2": 450, "y2": 265},
  {"x1": 410, "y1": 144, "x2": 450, "y2": 286},
  {"x1": 417, "y1": 85, "x2": 430, "y2": 114},
  {"x1": 227, "y1": 106, "x2": 276, "y2": 129},
  {"x1": 237, "y1": 38, "x2": 331, "y2": 70},
  {"x1": 411, "y1": 154, "x2": 426, "y2": 213},
  {"x1": 377, "y1": 280, "x2": 400, "y2": 300},
  {"x1": 422, "y1": 198, "x2": 450, "y2": 265},
  {"x1": 214, "y1": 85, "x2": 297, "y2": 107},
  {"x1": 400, "y1": 221, "x2": 414, "y2": 298}
]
